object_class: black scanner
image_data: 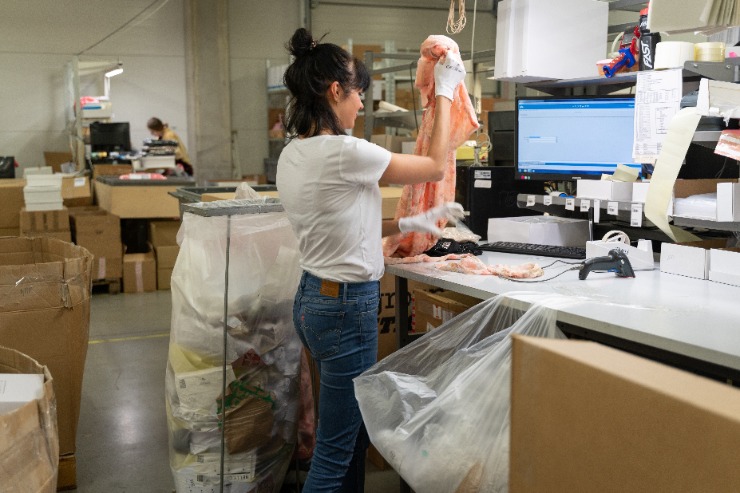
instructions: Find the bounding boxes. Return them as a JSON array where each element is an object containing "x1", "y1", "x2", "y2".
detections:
[{"x1": 579, "y1": 249, "x2": 636, "y2": 280}]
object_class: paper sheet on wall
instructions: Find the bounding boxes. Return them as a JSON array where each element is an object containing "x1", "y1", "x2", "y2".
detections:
[
  {"x1": 644, "y1": 107, "x2": 703, "y2": 242},
  {"x1": 633, "y1": 69, "x2": 683, "y2": 164}
]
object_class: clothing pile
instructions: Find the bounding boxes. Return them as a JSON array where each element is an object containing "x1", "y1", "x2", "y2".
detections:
[{"x1": 165, "y1": 205, "x2": 305, "y2": 493}]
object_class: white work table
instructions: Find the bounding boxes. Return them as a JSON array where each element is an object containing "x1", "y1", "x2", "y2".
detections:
[{"x1": 386, "y1": 251, "x2": 740, "y2": 382}]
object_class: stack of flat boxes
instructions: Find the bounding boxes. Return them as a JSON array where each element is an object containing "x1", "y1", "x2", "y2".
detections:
[{"x1": 21, "y1": 171, "x2": 71, "y2": 241}]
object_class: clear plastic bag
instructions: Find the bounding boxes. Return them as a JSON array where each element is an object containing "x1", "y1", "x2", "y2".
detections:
[
  {"x1": 354, "y1": 292, "x2": 575, "y2": 493},
  {"x1": 166, "y1": 208, "x2": 303, "y2": 492}
]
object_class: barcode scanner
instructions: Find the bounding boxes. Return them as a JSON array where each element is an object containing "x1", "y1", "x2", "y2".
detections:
[{"x1": 579, "y1": 249, "x2": 636, "y2": 280}]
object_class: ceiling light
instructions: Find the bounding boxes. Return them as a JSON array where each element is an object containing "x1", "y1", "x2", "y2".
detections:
[{"x1": 105, "y1": 64, "x2": 123, "y2": 78}]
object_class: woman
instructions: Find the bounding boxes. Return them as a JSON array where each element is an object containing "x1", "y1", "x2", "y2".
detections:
[
  {"x1": 276, "y1": 27, "x2": 465, "y2": 492},
  {"x1": 146, "y1": 117, "x2": 193, "y2": 176}
]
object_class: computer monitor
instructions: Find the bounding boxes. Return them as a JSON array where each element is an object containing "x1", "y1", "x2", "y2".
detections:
[
  {"x1": 516, "y1": 95, "x2": 639, "y2": 181},
  {"x1": 89, "y1": 122, "x2": 131, "y2": 153}
]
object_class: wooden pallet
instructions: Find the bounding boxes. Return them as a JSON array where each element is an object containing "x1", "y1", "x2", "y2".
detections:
[{"x1": 91, "y1": 278, "x2": 121, "y2": 295}]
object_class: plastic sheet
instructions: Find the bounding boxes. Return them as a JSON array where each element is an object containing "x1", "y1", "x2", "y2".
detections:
[
  {"x1": 165, "y1": 205, "x2": 303, "y2": 492},
  {"x1": 354, "y1": 293, "x2": 574, "y2": 493}
]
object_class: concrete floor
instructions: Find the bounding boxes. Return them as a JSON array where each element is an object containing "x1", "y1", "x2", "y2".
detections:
[{"x1": 69, "y1": 290, "x2": 401, "y2": 493}]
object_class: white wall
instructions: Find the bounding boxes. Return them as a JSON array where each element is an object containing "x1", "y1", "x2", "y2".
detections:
[{"x1": 0, "y1": 0, "x2": 187, "y2": 172}]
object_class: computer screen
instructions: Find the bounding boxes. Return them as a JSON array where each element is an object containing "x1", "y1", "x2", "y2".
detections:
[
  {"x1": 89, "y1": 122, "x2": 131, "y2": 153},
  {"x1": 516, "y1": 96, "x2": 639, "y2": 181}
]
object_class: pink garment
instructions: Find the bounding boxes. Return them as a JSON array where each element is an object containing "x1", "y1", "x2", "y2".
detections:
[{"x1": 382, "y1": 35, "x2": 479, "y2": 259}]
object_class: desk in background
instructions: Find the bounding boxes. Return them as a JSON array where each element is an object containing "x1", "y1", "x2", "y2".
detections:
[{"x1": 387, "y1": 251, "x2": 740, "y2": 384}]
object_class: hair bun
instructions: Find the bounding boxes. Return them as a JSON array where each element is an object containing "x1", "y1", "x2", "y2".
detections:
[{"x1": 288, "y1": 28, "x2": 316, "y2": 58}]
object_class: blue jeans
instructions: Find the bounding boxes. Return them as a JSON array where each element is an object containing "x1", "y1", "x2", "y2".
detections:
[{"x1": 293, "y1": 271, "x2": 380, "y2": 493}]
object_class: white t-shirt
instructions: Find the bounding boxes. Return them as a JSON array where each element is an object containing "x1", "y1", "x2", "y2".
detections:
[{"x1": 276, "y1": 135, "x2": 392, "y2": 282}]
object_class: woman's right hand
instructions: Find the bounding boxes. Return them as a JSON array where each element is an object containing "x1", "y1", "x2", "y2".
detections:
[{"x1": 434, "y1": 51, "x2": 466, "y2": 101}]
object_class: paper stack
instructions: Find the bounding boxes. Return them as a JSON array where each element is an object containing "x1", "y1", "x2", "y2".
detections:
[{"x1": 23, "y1": 173, "x2": 63, "y2": 211}]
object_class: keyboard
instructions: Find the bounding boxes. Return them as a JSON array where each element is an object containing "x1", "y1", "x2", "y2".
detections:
[{"x1": 478, "y1": 241, "x2": 587, "y2": 260}]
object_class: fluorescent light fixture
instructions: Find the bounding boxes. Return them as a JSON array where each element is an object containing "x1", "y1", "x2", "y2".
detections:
[{"x1": 105, "y1": 66, "x2": 123, "y2": 78}]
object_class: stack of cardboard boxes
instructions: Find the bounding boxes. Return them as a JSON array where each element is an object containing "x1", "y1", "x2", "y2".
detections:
[
  {"x1": 149, "y1": 220, "x2": 180, "y2": 290},
  {"x1": 70, "y1": 207, "x2": 123, "y2": 284},
  {"x1": 0, "y1": 237, "x2": 93, "y2": 489}
]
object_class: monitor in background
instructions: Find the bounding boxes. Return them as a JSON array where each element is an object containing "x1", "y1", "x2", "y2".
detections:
[
  {"x1": 89, "y1": 122, "x2": 131, "y2": 153},
  {"x1": 516, "y1": 96, "x2": 639, "y2": 181}
]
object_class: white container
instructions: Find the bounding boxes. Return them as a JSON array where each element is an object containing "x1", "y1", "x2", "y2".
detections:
[
  {"x1": 487, "y1": 216, "x2": 589, "y2": 247},
  {"x1": 654, "y1": 41, "x2": 695, "y2": 69},
  {"x1": 576, "y1": 180, "x2": 633, "y2": 202},
  {"x1": 708, "y1": 248, "x2": 740, "y2": 287}
]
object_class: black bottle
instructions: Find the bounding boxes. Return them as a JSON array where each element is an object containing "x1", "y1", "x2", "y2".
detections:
[{"x1": 639, "y1": 6, "x2": 661, "y2": 71}]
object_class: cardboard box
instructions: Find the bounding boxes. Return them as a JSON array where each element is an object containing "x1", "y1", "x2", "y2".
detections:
[
  {"x1": 660, "y1": 239, "x2": 731, "y2": 280},
  {"x1": 370, "y1": 135, "x2": 416, "y2": 154},
  {"x1": 0, "y1": 179, "x2": 25, "y2": 229},
  {"x1": 487, "y1": 216, "x2": 589, "y2": 246},
  {"x1": 510, "y1": 336, "x2": 740, "y2": 493},
  {"x1": 123, "y1": 251, "x2": 157, "y2": 293},
  {"x1": 412, "y1": 289, "x2": 481, "y2": 333},
  {"x1": 716, "y1": 182, "x2": 740, "y2": 222},
  {"x1": 0, "y1": 228, "x2": 19, "y2": 237},
  {"x1": 377, "y1": 273, "x2": 435, "y2": 361},
  {"x1": 0, "y1": 346, "x2": 58, "y2": 493},
  {"x1": 708, "y1": 247, "x2": 740, "y2": 287},
  {"x1": 19, "y1": 207, "x2": 72, "y2": 242},
  {"x1": 91, "y1": 164, "x2": 133, "y2": 180},
  {"x1": 44, "y1": 151, "x2": 73, "y2": 172},
  {"x1": 149, "y1": 220, "x2": 181, "y2": 246},
  {"x1": 61, "y1": 176, "x2": 92, "y2": 207},
  {"x1": 576, "y1": 180, "x2": 633, "y2": 201},
  {"x1": 0, "y1": 237, "x2": 92, "y2": 457},
  {"x1": 380, "y1": 187, "x2": 403, "y2": 220},
  {"x1": 69, "y1": 208, "x2": 122, "y2": 280},
  {"x1": 154, "y1": 245, "x2": 179, "y2": 290},
  {"x1": 95, "y1": 180, "x2": 182, "y2": 219}
]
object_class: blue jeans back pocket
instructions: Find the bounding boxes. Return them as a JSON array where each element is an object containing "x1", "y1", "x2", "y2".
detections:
[{"x1": 299, "y1": 301, "x2": 345, "y2": 359}]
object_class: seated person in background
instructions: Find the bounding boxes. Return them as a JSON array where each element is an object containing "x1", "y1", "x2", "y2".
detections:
[{"x1": 146, "y1": 117, "x2": 193, "y2": 176}]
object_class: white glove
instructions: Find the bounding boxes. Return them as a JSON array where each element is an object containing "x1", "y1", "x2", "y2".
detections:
[
  {"x1": 434, "y1": 51, "x2": 466, "y2": 101},
  {"x1": 398, "y1": 202, "x2": 465, "y2": 236}
]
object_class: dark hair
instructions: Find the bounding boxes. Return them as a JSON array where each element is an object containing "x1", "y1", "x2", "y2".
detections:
[
  {"x1": 147, "y1": 117, "x2": 165, "y2": 132},
  {"x1": 283, "y1": 28, "x2": 370, "y2": 138}
]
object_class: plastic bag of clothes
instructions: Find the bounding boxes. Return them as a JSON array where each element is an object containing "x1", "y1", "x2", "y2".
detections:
[
  {"x1": 165, "y1": 204, "x2": 304, "y2": 492},
  {"x1": 354, "y1": 292, "x2": 574, "y2": 493}
]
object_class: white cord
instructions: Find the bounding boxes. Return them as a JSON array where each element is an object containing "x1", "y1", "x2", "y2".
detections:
[{"x1": 446, "y1": 0, "x2": 466, "y2": 34}]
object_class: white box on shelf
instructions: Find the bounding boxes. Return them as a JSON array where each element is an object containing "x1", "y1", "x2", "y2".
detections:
[
  {"x1": 716, "y1": 182, "x2": 740, "y2": 222},
  {"x1": 659, "y1": 240, "x2": 730, "y2": 280},
  {"x1": 576, "y1": 180, "x2": 633, "y2": 202},
  {"x1": 708, "y1": 248, "x2": 740, "y2": 287},
  {"x1": 493, "y1": 0, "x2": 608, "y2": 82},
  {"x1": 632, "y1": 182, "x2": 650, "y2": 203},
  {"x1": 487, "y1": 216, "x2": 589, "y2": 247}
]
